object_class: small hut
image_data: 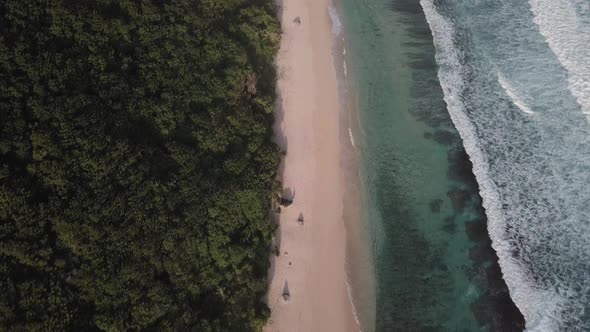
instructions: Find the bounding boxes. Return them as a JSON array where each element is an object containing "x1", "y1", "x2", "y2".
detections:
[
  {"x1": 297, "y1": 212, "x2": 304, "y2": 225},
  {"x1": 293, "y1": 16, "x2": 301, "y2": 25}
]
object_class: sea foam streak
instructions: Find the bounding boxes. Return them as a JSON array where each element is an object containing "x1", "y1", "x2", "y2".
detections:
[
  {"x1": 348, "y1": 128, "x2": 356, "y2": 150},
  {"x1": 329, "y1": 3, "x2": 363, "y2": 330},
  {"x1": 528, "y1": 0, "x2": 590, "y2": 117},
  {"x1": 328, "y1": 3, "x2": 342, "y2": 36},
  {"x1": 497, "y1": 72, "x2": 535, "y2": 115},
  {"x1": 420, "y1": 0, "x2": 562, "y2": 330}
]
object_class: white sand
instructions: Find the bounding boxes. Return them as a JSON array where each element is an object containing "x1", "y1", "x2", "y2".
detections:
[{"x1": 265, "y1": 0, "x2": 359, "y2": 331}]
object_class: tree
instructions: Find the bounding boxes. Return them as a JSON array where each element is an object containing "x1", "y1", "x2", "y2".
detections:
[{"x1": 0, "y1": 0, "x2": 280, "y2": 330}]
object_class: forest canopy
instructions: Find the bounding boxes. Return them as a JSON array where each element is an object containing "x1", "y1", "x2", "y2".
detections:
[{"x1": 0, "y1": 0, "x2": 281, "y2": 330}]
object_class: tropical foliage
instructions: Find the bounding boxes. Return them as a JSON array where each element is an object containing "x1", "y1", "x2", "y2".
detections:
[{"x1": 0, "y1": 0, "x2": 280, "y2": 330}]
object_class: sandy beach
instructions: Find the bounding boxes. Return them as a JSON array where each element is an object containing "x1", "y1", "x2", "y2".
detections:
[{"x1": 264, "y1": 0, "x2": 359, "y2": 331}]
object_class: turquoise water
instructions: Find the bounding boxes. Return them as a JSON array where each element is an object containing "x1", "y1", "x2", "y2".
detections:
[
  {"x1": 421, "y1": 0, "x2": 590, "y2": 330},
  {"x1": 338, "y1": 0, "x2": 522, "y2": 330}
]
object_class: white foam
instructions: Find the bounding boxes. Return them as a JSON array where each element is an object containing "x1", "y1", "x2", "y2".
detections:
[
  {"x1": 343, "y1": 60, "x2": 348, "y2": 77},
  {"x1": 528, "y1": 0, "x2": 590, "y2": 117},
  {"x1": 328, "y1": 3, "x2": 342, "y2": 36},
  {"x1": 419, "y1": 1, "x2": 564, "y2": 330},
  {"x1": 349, "y1": 127, "x2": 357, "y2": 150},
  {"x1": 343, "y1": 46, "x2": 348, "y2": 78},
  {"x1": 345, "y1": 278, "x2": 363, "y2": 332},
  {"x1": 497, "y1": 72, "x2": 535, "y2": 115}
]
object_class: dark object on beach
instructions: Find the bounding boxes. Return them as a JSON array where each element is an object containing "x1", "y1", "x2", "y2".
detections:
[
  {"x1": 297, "y1": 212, "x2": 304, "y2": 225},
  {"x1": 293, "y1": 16, "x2": 301, "y2": 25},
  {"x1": 280, "y1": 187, "x2": 295, "y2": 207},
  {"x1": 282, "y1": 280, "x2": 290, "y2": 302},
  {"x1": 280, "y1": 197, "x2": 293, "y2": 206}
]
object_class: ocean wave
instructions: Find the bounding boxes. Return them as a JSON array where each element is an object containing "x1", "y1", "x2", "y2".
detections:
[
  {"x1": 528, "y1": 0, "x2": 590, "y2": 117},
  {"x1": 328, "y1": 3, "x2": 342, "y2": 36},
  {"x1": 497, "y1": 72, "x2": 535, "y2": 115},
  {"x1": 419, "y1": 0, "x2": 565, "y2": 330}
]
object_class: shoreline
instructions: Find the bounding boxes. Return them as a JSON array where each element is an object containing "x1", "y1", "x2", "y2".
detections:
[
  {"x1": 334, "y1": 10, "x2": 377, "y2": 332},
  {"x1": 264, "y1": 0, "x2": 366, "y2": 331}
]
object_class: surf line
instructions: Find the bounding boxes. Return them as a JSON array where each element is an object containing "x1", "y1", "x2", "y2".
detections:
[
  {"x1": 343, "y1": 44, "x2": 348, "y2": 78},
  {"x1": 348, "y1": 128, "x2": 357, "y2": 151},
  {"x1": 344, "y1": 277, "x2": 363, "y2": 332},
  {"x1": 497, "y1": 72, "x2": 535, "y2": 115}
]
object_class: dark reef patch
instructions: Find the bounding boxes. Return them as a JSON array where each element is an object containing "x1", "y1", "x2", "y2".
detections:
[
  {"x1": 374, "y1": 153, "x2": 452, "y2": 331},
  {"x1": 451, "y1": 151, "x2": 526, "y2": 331},
  {"x1": 432, "y1": 130, "x2": 456, "y2": 145},
  {"x1": 447, "y1": 188, "x2": 470, "y2": 210},
  {"x1": 442, "y1": 216, "x2": 456, "y2": 234},
  {"x1": 429, "y1": 199, "x2": 443, "y2": 213},
  {"x1": 447, "y1": 147, "x2": 477, "y2": 183},
  {"x1": 352, "y1": 0, "x2": 524, "y2": 329},
  {"x1": 467, "y1": 219, "x2": 526, "y2": 331}
]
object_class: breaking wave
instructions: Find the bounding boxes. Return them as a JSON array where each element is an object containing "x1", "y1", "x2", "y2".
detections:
[
  {"x1": 421, "y1": 0, "x2": 590, "y2": 330},
  {"x1": 528, "y1": 0, "x2": 590, "y2": 117},
  {"x1": 497, "y1": 72, "x2": 535, "y2": 115}
]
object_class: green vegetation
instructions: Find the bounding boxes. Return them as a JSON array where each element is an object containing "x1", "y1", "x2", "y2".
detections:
[{"x1": 0, "y1": 0, "x2": 281, "y2": 330}]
